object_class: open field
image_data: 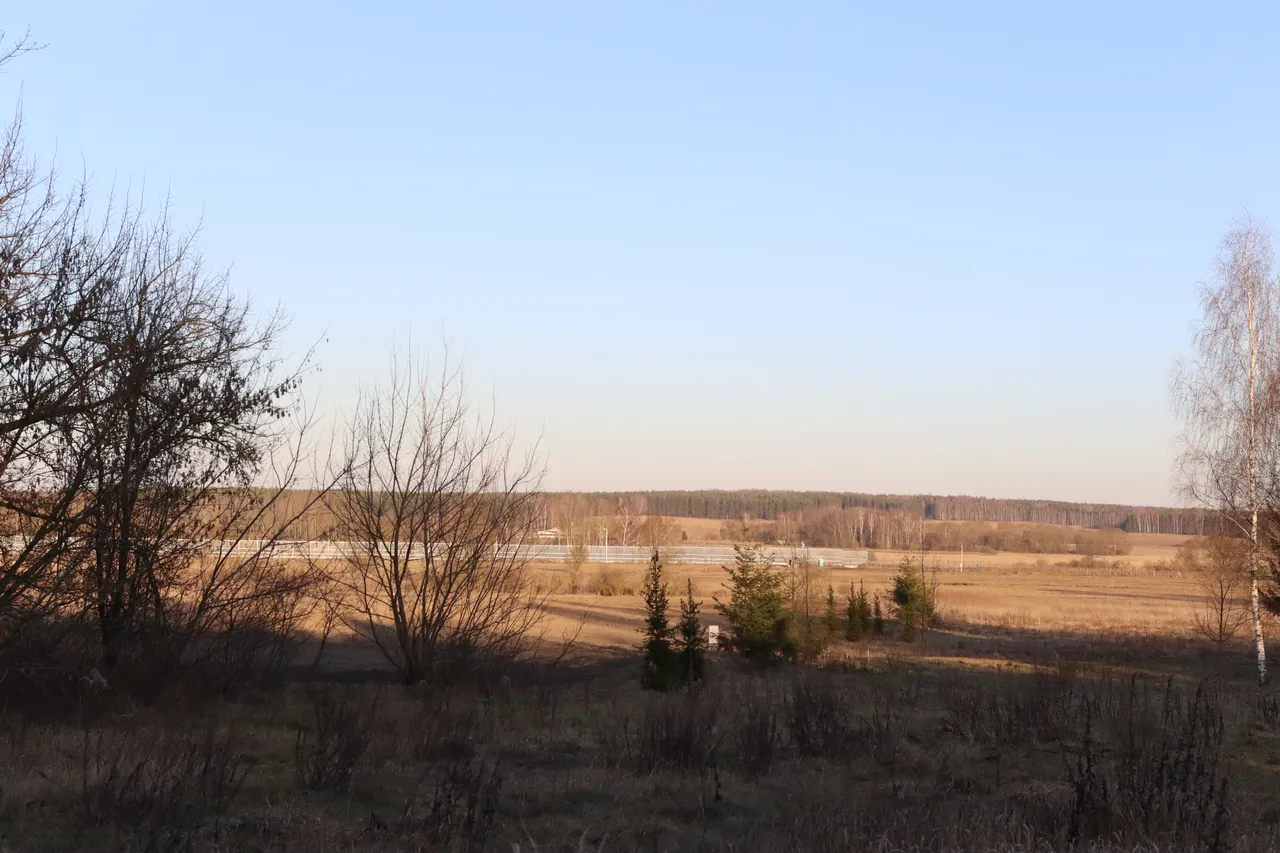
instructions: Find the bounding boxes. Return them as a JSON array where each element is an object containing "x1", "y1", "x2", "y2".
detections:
[
  {"x1": 1126, "y1": 531, "x2": 1196, "y2": 557},
  {"x1": 865, "y1": 546, "x2": 1183, "y2": 571},
  {"x1": 4, "y1": 548, "x2": 1275, "y2": 852},
  {"x1": 531, "y1": 556, "x2": 1211, "y2": 655},
  {"x1": 915, "y1": 526, "x2": 1190, "y2": 552},
  {"x1": 884, "y1": 530, "x2": 1193, "y2": 563}
]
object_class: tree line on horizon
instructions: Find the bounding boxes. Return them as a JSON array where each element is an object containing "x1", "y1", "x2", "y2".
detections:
[
  {"x1": 542, "y1": 490, "x2": 1222, "y2": 536},
  {"x1": 547, "y1": 497, "x2": 1137, "y2": 555},
  {"x1": 743, "y1": 510, "x2": 1135, "y2": 555}
]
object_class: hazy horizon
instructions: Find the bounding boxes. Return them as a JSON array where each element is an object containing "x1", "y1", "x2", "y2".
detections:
[
  {"x1": 10, "y1": 3, "x2": 1280, "y2": 507},
  {"x1": 537, "y1": 487, "x2": 1196, "y2": 512}
]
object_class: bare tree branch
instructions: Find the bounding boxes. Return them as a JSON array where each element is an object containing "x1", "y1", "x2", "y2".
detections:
[{"x1": 326, "y1": 347, "x2": 547, "y2": 686}]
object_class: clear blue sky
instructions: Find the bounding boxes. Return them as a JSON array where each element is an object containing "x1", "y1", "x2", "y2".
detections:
[{"x1": 5, "y1": 2, "x2": 1277, "y2": 506}]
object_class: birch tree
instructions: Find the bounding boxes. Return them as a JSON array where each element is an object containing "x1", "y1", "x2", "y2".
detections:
[
  {"x1": 1174, "y1": 218, "x2": 1279, "y2": 685},
  {"x1": 615, "y1": 497, "x2": 641, "y2": 547}
]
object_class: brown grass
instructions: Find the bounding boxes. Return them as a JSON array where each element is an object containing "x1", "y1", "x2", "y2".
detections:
[
  {"x1": 7, "y1": 545, "x2": 1278, "y2": 852},
  {"x1": 5, "y1": 639, "x2": 1279, "y2": 852},
  {"x1": 527, "y1": 557, "x2": 1211, "y2": 655}
]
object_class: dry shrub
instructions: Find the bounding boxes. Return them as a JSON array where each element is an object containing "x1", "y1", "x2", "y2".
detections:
[
  {"x1": 397, "y1": 757, "x2": 503, "y2": 848},
  {"x1": 941, "y1": 671, "x2": 1079, "y2": 746},
  {"x1": 786, "y1": 672, "x2": 859, "y2": 758},
  {"x1": 409, "y1": 692, "x2": 488, "y2": 763},
  {"x1": 0, "y1": 628, "x2": 101, "y2": 722},
  {"x1": 1063, "y1": 679, "x2": 1231, "y2": 851},
  {"x1": 603, "y1": 688, "x2": 721, "y2": 774},
  {"x1": 1254, "y1": 691, "x2": 1280, "y2": 728},
  {"x1": 864, "y1": 698, "x2": 907, "y2": 770},
  {"x1": 593, "y1": 566, "x2": 635, "y2": 596},
  {"x1": 784, "y1": 671, "x2": 910, "y2": 770},
  {"x1": 732, "y1": 688, "x2": 782, "y2": 777},
  {"x1": 293, "y1": 685, "x2": 377, "y2": 791},
  {"x1": 68, "y1": 720, "x2": 251, "y2": 829},
  {"x1": 933, "y1": 669, "x2": 1236, "y2": 851}
]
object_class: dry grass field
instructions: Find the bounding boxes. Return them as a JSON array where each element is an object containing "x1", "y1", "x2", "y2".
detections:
[
  {"x1": 869, "y1": 531, "x2": 1189, "y2": 569},
  {"x1": 532, "y1": 550, "x2": 1208, "y2": 656},
  {"x1": 5, "y1": 538, "x2": 1279, "y2": 852},
  {"x1": 5, "y1": 623, "x2": 1278, "y2": 851}
]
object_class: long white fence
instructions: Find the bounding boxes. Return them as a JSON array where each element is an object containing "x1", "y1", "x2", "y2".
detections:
[
  {"x1": 1, "y1": 535, "x2": 869, "y2": 568},
  {"x1": 203, "y1": 540, "x2": 869, "y2": 567},
  {"x1": 522, "y1": 544, "x2": 869, "y2": 567}
]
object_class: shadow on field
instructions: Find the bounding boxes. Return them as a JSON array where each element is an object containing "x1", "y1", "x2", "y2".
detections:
[
  {"x1": 8, "y1": 608, "x2": 1280, "y2": 852},
  {"x1": 287, "y1": 631, "x2": 636, "y2": 686},
  {"x1": 892, "y1": 617, "x2": 1260, "y2": 684}
]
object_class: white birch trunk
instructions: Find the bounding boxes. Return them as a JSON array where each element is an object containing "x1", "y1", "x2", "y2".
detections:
[{"x1": 1248, "y1": 273, "x2": 1268, "y2": 685}]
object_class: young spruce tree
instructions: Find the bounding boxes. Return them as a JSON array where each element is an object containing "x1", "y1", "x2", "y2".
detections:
[
  {"x1": 716, "y1": 545, "x2": 790, "y2": 662},
  {"x1": 891, "y1": 556, "x2": 937, "y2": 642},
  {"x1": 846, "y1": 581, "x2": 871, "y2": 641},
  {"x1": 640, "y1": 547, "x2": 677, "y2": 689},
  {"x1": 676, "y1": 577, "x2": 707, "y2": 683}
]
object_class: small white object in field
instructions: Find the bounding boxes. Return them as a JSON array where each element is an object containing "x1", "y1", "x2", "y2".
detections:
[{"x1": 707, "y1": 625, "x2": 720, "y2": 648}]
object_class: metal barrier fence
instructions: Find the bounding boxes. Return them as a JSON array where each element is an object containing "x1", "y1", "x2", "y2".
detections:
[
  {"x1": 201, "y1": 540, "x2": 869, "y2": 567},
  {"x1": 521, "y1": 544, "x2": 869, "y2": 567}
]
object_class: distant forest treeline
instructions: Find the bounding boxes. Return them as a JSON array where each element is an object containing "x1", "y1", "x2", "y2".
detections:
[{"x1": 544, "y1": 491, "x2": 1221, "y2": 536}]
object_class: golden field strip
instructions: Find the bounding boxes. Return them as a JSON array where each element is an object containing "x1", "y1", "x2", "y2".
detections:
[
  {"x1": 18, "y1": 522, "x2": 1280, "y2": 852},
  {"x1": 298, "y1": 526, "x2": 1209, "y2": 656},
  {"x1": 527, "y1": 531, "x2": 1217, "y2": 655}
]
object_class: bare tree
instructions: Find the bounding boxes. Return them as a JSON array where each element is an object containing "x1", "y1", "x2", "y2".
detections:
[
  {"x1": 1179, "y1": 536, "x2": 1250, "y2": 647},
  {"x1": 1174, "y1": 217, "x2": 1279, "y2": 684},
  {"x1": 0, "y1": 31, "x2": 133, "y2": 440},
  {"x1": 0, "y1": 30, "x2": 337, "y2": 689},
  {"x1": 563, "y1": 539, "x2": 588, "y2": 594},
  {"x1": 27, "y1": 212, "x2": 333, "y2": 688},
  {"x1": 327, "y1": 351, "x2": 546, "y2": 685},
  {"x1": 639, "y1": 514, "x2": 677, "y2": 548},
  {"x1": 0, "y1": 31, "x2": 143, "y2": 651}
]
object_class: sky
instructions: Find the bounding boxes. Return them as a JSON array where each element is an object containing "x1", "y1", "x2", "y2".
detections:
[{"x1": 3, "y1": 2, "x2": 1278, "y2": 506}]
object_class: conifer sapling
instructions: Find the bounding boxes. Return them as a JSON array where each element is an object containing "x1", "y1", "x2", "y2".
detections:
[
  {"x1": 715, "y1": 545, "x2": 790, "y2": 662},
  {"x1": 640, "y1": 547, "x2": 676, "y2": 689},
  {"x1": 846, "y1": 581, "x2": 871, "y2": 641},
  {"x1": 824, "y1": 584, "x2": 839, "y2": 641},
  {"x1": 677, "y1": 577, "x2": 707, "y2": 683}
]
